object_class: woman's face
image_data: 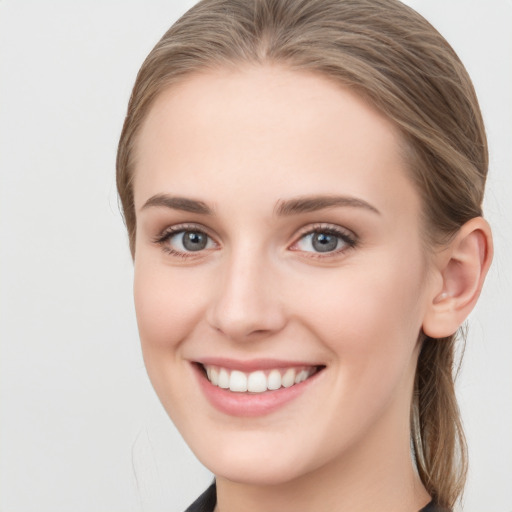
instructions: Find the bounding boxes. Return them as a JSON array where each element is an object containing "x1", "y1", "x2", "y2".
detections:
[{"x1": 132, "y1": 66, "x2": 435, "y2": 485}]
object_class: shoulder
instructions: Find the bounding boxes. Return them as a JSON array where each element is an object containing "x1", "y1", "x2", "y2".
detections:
[{"x1": 184, "y1": 483, "x2": 217, "y2": 512}]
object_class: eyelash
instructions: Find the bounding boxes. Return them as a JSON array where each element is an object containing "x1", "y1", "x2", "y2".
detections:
[
  {"x1": 153, "y1": 223, "x2": 358, "y2": 259},
  {"x1": 153, "y1": 223, "x2": 216, "y2": 259},
  {"x1": 291, "y1": 224, "x2": 358, "y2": 258}
]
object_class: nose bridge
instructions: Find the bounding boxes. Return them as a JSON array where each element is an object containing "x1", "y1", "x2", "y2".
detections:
[{"x1": 207, "y1": 241, "x2": 285, "y2": 340}]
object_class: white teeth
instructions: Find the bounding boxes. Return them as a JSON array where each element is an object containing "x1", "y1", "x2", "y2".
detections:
[
  {"x1": 267, "y1": 369, "x2": 282, "y2": 390},
  {"x1": 210, "y1": 367, "x2": 219, "y2": 386},
  {"x1": 282, "y1": 368, "x2": 295, "y2": 388},
  {"x1": 295, "y1": 370, "x2": 308, "y2": 384},
  {"x1": 218, "y1": 368, "x2": 230, "y2": 389},
  {"x1": 247, "y1": 371, "x2": 267, "y2": 392},
  {"x1": 203, "y1": 365, "x2": 318, "y2": 393},
  {"x1": 229, "y1": 370, "x2": 247, "y2": 392}
]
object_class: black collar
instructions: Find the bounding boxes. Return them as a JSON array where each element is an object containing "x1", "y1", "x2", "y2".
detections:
[{"x1": 185, "y1": 483, "x2": 445, "y2": 512}]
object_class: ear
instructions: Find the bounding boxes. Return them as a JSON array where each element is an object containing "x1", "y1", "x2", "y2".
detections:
[{"x1": 422, "y1": 217, "x2": 493, "y2": 339}]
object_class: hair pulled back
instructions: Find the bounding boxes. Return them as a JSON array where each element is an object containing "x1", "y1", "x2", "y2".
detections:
[{"x1": 117, "y1": 0, "x2": 488, "y2": 508}]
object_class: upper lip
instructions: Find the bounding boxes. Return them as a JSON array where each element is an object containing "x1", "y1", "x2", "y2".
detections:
[{"x1": 193, "y1": 357, "x2": 324, "y2": 372}]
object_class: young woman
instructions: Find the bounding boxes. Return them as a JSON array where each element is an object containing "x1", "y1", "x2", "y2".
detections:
[{"x1": 116, "y1": 0, "x2": 493, "y2": 510}]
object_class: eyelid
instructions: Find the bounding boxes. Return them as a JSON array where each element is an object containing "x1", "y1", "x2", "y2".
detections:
[
  {"x1": 293, "y1": 222, "x2": 356, "y2": 239},
  {"x1": 153, "y1": 222, "x2": 219, "y2": 257},
  {"x1": 153, "y1": 222, "x2": 216, "y2": 242},
  {"x1": 288, "y1": 223, "x2": 358, "y2": 255},
  {"x1": 152, "y1": 221, "x2": 357, "y2": 258}
]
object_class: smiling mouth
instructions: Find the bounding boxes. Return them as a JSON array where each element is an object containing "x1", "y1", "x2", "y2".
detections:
[{"x1": 198, "y1": 364, "x2": 325, "y2": 394}]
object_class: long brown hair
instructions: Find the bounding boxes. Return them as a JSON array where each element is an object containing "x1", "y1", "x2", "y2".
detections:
[{"x1": 117, "y1": 0, "x2": 487, "y2": 508}]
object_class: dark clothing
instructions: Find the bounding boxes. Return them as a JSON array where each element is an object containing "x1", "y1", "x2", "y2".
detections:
[
  {"x1": 185, "y1": 483, "x2": 217, "y2": 512},
  {"x1": 185, "y1": 483, "x2": 445, "y2": 511}
]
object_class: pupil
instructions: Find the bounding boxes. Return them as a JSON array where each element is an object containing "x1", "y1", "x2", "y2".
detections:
[
  {"x1": 182, "y1": 232, "x2": 207, "y2": 251},
  {"x1": 312, "y1": 233, "x2": 338, "y2": 252}
]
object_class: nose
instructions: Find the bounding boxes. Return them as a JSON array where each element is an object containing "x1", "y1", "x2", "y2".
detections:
[{"x1": 206, "y1": 247, "x2": 287, "y2": 341}]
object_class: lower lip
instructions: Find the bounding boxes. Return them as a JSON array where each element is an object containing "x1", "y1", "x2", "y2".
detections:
[{"x1": 193, "y1": 364, "x2": 324, "y2": 417}]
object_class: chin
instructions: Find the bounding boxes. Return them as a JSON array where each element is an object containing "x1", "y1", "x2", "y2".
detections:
[
  {"x1": 191, "y1": 435, "x2": 322, "y2": 486},
  {"x1": 210, "y1": 458, "x2": 310, "y2": 486}
]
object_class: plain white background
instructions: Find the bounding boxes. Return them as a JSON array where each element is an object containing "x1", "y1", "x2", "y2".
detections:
[{"x1": 0, "y1": 1, "x2": 510, "y2": 511}]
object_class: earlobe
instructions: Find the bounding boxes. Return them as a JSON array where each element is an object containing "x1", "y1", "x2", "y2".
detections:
[{"x1": 422, "y1": 217, "x2": 493, "y2": 339}]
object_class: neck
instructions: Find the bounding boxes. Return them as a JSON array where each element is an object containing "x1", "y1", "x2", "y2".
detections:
[
  {"x1": 216, "y1": 443, "x2": 429, "y2": 512},
  {"x1": 216, "y1": 459, "x2": 429, "y2": 512}
]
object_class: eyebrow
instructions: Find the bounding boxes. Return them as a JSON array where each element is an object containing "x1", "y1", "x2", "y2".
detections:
[
  {"x1": 140, "y1": 194, "x2": 213, "y2": 214},
  {"x1": 274, "y1": 195, "x2": 380, "y2": 216},
  {"x1": 140, "y1": 193, "x2": 380, "y2": 217}
]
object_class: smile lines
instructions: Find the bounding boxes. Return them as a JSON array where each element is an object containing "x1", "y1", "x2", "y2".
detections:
[{"x1": 202, "y1": 364, "x2": 321, "y2": 393}]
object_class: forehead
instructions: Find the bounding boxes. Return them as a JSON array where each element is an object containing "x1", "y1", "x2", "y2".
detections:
[{"x1": 133, "y1": 65, "x2": 419, "y2": 220}]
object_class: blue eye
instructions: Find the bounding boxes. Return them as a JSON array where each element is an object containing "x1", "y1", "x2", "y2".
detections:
[
  {"x1": 157, "y1": 228, "x2": 216, "y2": 254},
  {"x1": 294, "y1": 228, "x2": 356, "y2": 254}
]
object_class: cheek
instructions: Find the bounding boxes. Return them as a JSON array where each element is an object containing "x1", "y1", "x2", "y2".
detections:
[
  {"x1": 132, "y1": 258, "x2": 215, "y2": 420},
  {"x1": 133, "y1": 258, "x2": 209, "y2": 354},
  {"x1": 296, "y1": 249, "x2": 427, "y2": 386},
  {"x1": 290, "y1": 259, "x2": 427, "y2": 445}
]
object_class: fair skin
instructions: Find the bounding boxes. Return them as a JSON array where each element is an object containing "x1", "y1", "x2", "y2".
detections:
[{"x1": 131, "y1": 65, "x2": 492, "y2": 512}]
